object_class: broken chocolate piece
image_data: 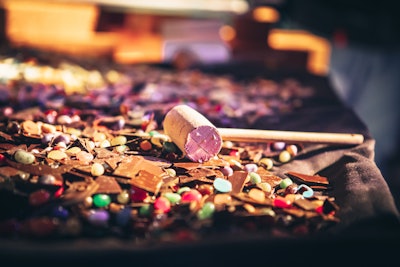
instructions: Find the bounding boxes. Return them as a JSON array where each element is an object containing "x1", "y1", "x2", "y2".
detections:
[
  {"x1": 6, "y1": 158, "x2": 73, "y2": 176},
  {"x1": 61, "y1": 179, "x2": 99, "y2": 205},
  {"x1": 0, "y1": 130, "x2": 13, "y2": 141},
  {"x1": 0, "y1": 166, "x2": 23, "y2": 178},
  {"x1": 323, "y1": 198, "x2": 340, "y2": 214},
  {"x1": 258, "y1": 168, "x2": 282, "y2": 186},
  {"x1": 94, "y1": 175, "x2": 122, "y2": 194},
  {"x1": 286, "y1": 171, "x2": 329, "y2": 185},
  {"x1": 131, "y1": 170, "x2": 163, "y2": 194},
  {"x1": 228, "y1": 171, "x2": 248, "y2": 194},
  {"x1": 294, "y1": 198, "x2": 320, "y2": 211},
  {"x1": 113, "y1": 155, "x2": 166, "y2": 178}
]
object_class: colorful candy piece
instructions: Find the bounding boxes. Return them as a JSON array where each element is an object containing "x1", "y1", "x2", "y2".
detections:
[
  {"x1": 93, "y1": 194, "x2": 111, "y2": 208},
  {"x1": 213, "y1": 177, "x2": 232, "y2": 193},
  {"x1": 14, "y1": 150, "x2": 35, "y2": 164}
]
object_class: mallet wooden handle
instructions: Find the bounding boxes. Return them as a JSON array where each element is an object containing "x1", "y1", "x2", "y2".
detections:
[
  {"x1": 217, "y1": 128, "x2": 364, "y2": 145},
  {"x1": 163, "y1": 105, "x2": 364, "y2": 163}
]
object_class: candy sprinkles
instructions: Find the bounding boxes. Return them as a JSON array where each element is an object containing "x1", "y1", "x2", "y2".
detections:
[
  {"x1": 0, "y1": 53, "x2": 345, "y2": 243},
  {"x1": 0, "y1": 105, "x2": 340, "y2": 242}
]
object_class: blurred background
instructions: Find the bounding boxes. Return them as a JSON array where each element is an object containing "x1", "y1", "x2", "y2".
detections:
[
  {"x1": 0, "y1": 0, "x2": 399, "y2": 197},
  {"x1": 0, "y1": 0, "x2": 331, "y2": 75}
]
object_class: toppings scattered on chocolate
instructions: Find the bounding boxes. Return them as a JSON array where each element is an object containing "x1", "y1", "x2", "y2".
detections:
[{"x1": 0, "y1": 53, "x2": 339, "y2": 243}]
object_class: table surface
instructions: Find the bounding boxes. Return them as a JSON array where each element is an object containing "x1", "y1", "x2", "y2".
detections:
[{"x1": 0, "y1": 57, "x2": 399, "y2": 266}]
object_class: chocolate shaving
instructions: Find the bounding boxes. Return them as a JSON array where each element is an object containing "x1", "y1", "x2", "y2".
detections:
[
  {"x1": 94, "y1": 175, "x2": 122, "y2": 194},
  {"x1": 113, "y1": 155, "x2": 166, "y2": 178},
  {"x1": 6, "y1": 144, "x2": 27, "y2": 155},
  {"x1": 61, "y1": 179, "x2": 99, "y2": 205},
  {"x1": 93, "y1": 148, "x2": 122, "y2": 169},
  {"x1": 232, "y1": 193, "x2": 273, "y2": 206},
  {"x1": 0, "y1": 166, "x2": 23, "y2": 178},
  {"x1": 294, "y1": 198, "x2": 320, "y2": 211},
  {"x1": 0, "y1": 130, "x2": 13, "y2": 141},
  {"x1": 178, "y1": 168, "x2": 222, "y2": 184},
  {"x1": 286, "y1": 171, "x2": 329, "y2": 185},
  {"x1": 6, "y1": 158, "x2": 73, "y2": 176},
  {"x1": 172, "y1": 162, "x2": 202, "y2": 170},
  {"x1": 0, "y1": 143, "x2": 17, "y2": 151},
  {"x1": 187, "y1": 168, "x2": 222, "y2": 178},
  {"x1": 94, "y1": 147, "x2": 120, "y2": 159},
  {"x1": 81, "y1": 127, "x2": 97, "y2": 138},
  {"x1": 78, "y1": 137, "x2": 94, "y2": 154},
  {"x1": 71, "y1": 165, "x2": 92, "y2": 174},
  {"x1": 10, "y1": 107, "x2": 42, "y2": 121},
  {"x1": 228, "y1": 171, "x2": 248, "y2": 194},
  {"x1": 323, "y1": 198, "x2": 340, "y2": 214},
  {"x1": 257, "y1": 168, "x2": 282, "y2": 186},
  {"x1": 310, "y1": 185, "x2": 330, "y2": 191},
  {"x1": 179, "y1": 175, "x2": 215, "y2": 185},
  {"x1": 283, "y1": 208, "x2": 306, "y2": 218},
  {"x1": 104, "y1": 157, "x2": 122, "y2": 170},
  {"x1": 111, "y1": 154, "x2": 167, "y2": 194}
]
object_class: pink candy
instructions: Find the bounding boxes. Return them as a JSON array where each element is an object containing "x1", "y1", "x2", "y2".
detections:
[
  {"x1": 154, "y1": 196, "x2": 171, "y2": 213},
  {"x1": 181, "y1": 189, "x2": 202, "y2": 203}
]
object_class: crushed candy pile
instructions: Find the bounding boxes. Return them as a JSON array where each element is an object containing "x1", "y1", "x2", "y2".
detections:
[{"x1": 0, "y1": 52, "x2": 339, "y2": 243}]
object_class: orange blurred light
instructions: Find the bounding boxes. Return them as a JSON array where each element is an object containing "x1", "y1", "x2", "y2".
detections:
[
  {"x1": 252, "y1": 7, "x2": 280, "y2": 23},
  {"x1": 219, "y1": 25, "x2": 236, "y2": 42},
  {"x1": 2, "y1": 0, "x2": 117, "y2": 57},
  {"x1": 268, "y1": 29, "x2": 331, "y2": 75},
  {"x1": 113, "y1": 33, "x2": 163, "y2": 64}
]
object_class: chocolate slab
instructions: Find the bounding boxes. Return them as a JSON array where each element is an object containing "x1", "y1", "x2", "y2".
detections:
[
  {"x1": 94, "y1": 175, "x2": 122, "y2": 194},
  {"x1": 286, "y1": 171, "x2": 329, "y2": 185},
  {"x1": 228, "y1": 171, "x2": 248, "y2": 194}
]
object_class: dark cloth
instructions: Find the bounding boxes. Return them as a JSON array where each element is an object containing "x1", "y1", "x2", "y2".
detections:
[{"x1": 254, "y1": 106, "x2": 400, "y2": 233}]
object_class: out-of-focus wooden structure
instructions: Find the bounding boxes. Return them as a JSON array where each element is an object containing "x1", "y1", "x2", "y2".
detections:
[{"x1": 0, "y1": 0, "x2": 330, "y2": 75}]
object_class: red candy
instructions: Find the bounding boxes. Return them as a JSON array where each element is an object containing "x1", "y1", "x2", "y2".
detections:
[
  {"x1": 0, "y1": 153, "x2": 6, "y2": 166},
  {"x1": 154, "y1": 196, "x2": 171, "y2": 213},
  {"x1": 181, "y1": 189, "x2": 202, "y2": 203},
  {"x1": 130, "y1": 186, "x2": 148, "y2": 202},
  {"x1": 29, "y1": 189, "x2": 51, "y2": 206},
  {"x1": 273, "y1": 197, "x2": 292, "y2": 209},
  {"x1": 53, "y1": 186, "x2": 64, "y2": 199}
]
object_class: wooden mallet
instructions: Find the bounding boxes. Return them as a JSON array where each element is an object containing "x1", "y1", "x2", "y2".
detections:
[{"x1": 163, "y1": 104, "x2": 364, "y2": 162}]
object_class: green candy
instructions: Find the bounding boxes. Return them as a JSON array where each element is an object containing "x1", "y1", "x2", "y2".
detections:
[
  {"x1": 163, "y1": 192, "x2": 181, "y2": 204},
  {"x1": 148, "y1": 130, "x2": 160, "y2": 137},
  {"x1": 280, "y1": 178, "x2": 293, "y2": 189},
  {"x1": 257, "y1": 182, "x2": 272, "y2": 192},
  {"x1": 259, "y1": 157, "x2": 273, "y2": 170},
  {"x1": 14, "y1": 150, "x2": 35, "y2": 164},
  {"x1": 162, "y1": 141, "x2": 178, "y2": 153},
  {"x1": 249, "y1": 172, "x2": 262, "y2": 184},
  {"x1": 115, "y1": 145, "x2": 127, "y2": 153},
  {"x1": 279, "y1": 150, "x2": 291, "y2": 163},
  {"x1": 116, "y1": 190, "x2": 130, "y2": 204},
  {"x1": 139, "y1": 204, "x2": 152, "y2": 217},
  {"x1": 91, "y1": 162, "x2": 105, "y2": 176},
  {"x1": 259, "y1": 207, "x2": 276, "y2": 216},
  {"x1": 110, "y1": 135, "x2": 127, "y2": 146},
  {"x1": 177, "y1": 186, "x2": 191, "y2": 195},
  {"x1": 165, "y1": 168, "x2": 176, "y2": 177},
  {"x1": 150, "y1": 134, "x2": 169, "y2": 147},
  {"x1": 93, "y1": 194, "x2": 111, "y2": 208},
  {"x1": 197, "y1": 202, "x2": 215, "y2": 220}
]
